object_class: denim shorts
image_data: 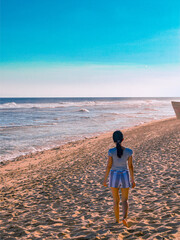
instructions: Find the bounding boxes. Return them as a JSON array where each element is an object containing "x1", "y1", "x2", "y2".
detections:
[{"x1": 109, "y1": 169, "x2": 131, "y2": 188}]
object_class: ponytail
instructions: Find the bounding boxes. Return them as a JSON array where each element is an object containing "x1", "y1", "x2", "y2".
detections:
[
  {"x1": 113, "y1": 131, "x2": 124, "y2": 158},
  {"x1": 116, "y1": 141, "x2": 123, "y2": 158}
]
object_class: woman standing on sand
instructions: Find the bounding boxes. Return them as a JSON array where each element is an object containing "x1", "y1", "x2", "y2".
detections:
[{"x1": 103, "y1": 130, "x2": 136, "y2": 227}]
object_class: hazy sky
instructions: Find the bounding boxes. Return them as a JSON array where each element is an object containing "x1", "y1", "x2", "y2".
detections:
[{"x1": 0, "y1": 0, "x2": 180, "y2": 97}]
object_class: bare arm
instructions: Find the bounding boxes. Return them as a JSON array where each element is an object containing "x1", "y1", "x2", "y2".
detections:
[
  {"x1": 103, "y1": 156, "x2": 112, "y2": 187},
  {"x1": 128, "y1": 156, "x2": 136, "y2": 188}
]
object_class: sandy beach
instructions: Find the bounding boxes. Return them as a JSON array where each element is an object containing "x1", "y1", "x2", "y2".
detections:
[{"x1": 0, "y1": 117, "x2": 180, "y2": 239}]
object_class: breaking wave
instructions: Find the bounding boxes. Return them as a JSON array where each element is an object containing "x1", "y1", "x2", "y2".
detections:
[{"x1": 0, "y1": 99, "x2": 173, "y2": 110}]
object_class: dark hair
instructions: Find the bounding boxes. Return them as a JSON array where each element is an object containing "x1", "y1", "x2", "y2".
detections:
[{"x1": 113, "y1": 130, "x2": 124, "y2": 158}]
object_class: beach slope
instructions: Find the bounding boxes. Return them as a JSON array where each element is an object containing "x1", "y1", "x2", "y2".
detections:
[{"x1": 0, "y1": 118, "x2": 180, "y2": 239}]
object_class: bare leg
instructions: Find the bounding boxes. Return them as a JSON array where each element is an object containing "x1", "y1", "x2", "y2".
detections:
[
  {"x1": 111, "y1": 187, "x2": 120, "y2": 223},
  {"x1": 121, "y1": 188, "x2": 129, "y2": 227}
]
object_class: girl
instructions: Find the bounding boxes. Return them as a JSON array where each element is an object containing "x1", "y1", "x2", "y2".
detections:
[{"x1": 103, "y1": 130, "x2": 135, "y2": 227}]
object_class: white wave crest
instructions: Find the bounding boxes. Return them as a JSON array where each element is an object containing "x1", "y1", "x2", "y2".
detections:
[
  {"x1": 79, "y1": 108, "x2": 89, "y2": 112},
  {"x1": 0, "y1": 98, "x2": 175, "y2": 110},
  {"x1": 0, "y1": 101, "x2": 96, "y2": 109}
]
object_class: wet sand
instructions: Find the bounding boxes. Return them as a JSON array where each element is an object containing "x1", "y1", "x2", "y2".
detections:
[{"x1": 0, "y1": 117, "x2": 180, "y2": 239}]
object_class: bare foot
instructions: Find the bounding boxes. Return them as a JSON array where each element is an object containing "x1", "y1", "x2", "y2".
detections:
[{"x1": 122, "y1": 219, "x2": 129, "y2": 227}]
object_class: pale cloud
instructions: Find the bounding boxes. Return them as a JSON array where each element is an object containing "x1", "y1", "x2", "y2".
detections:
[{"x1": 0, "y1": 63, "x2": 180, "y2": 97}]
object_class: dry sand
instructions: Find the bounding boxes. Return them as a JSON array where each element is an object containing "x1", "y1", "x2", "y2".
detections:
[{"x1": 0, "y1": 117, "x2": 180, "y2": 240}]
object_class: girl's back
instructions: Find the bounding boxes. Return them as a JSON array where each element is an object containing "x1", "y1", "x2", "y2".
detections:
[{"x1": 108, "y1": 147, "x2": 133, "y2": 171}]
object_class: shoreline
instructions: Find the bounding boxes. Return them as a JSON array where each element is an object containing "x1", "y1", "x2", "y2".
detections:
[
  {"x1": 0, "y1": 116, "x2": 176, "y2": 167},
  {"x1": 1, "y1": 116, "x2": 180, "y2": 239},
  {"x1": 1, "y1": 96, "x2": 178, "y2": 164}
]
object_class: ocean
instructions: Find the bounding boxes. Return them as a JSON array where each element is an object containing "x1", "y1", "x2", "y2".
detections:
[{"x1": 0, "y1": 97, "x2": 179, "y2": 162}]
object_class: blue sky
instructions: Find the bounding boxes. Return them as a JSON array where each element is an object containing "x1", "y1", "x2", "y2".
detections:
[{"x1": 0, "y1": 0, "x2": 180, "y2": 97}]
